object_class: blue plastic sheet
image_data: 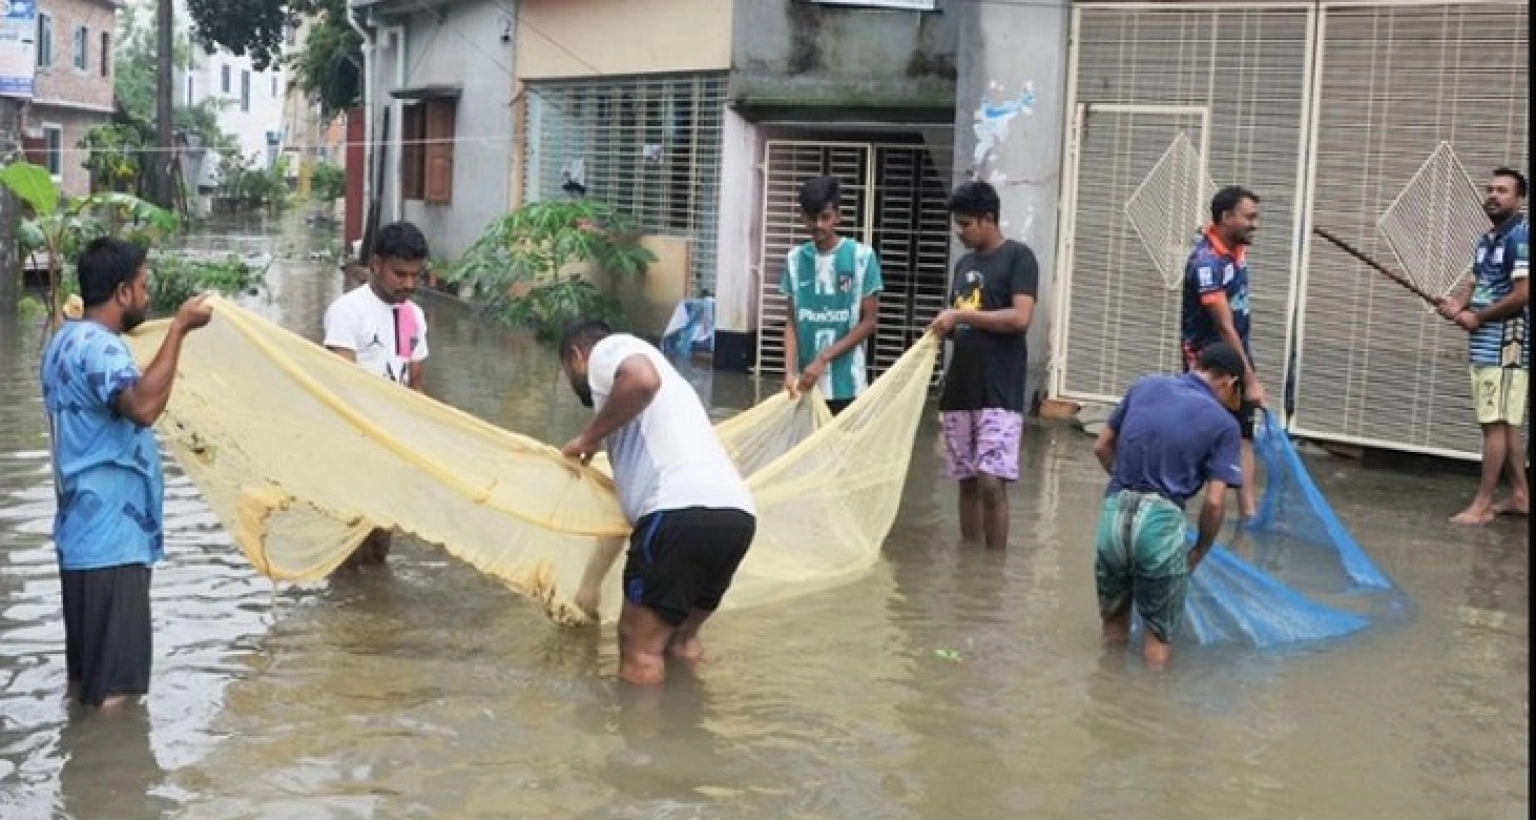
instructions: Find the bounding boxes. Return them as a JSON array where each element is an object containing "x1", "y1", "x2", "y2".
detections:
[{"x1": 661, "y1": 298, "x2": 715, "y2": 361}]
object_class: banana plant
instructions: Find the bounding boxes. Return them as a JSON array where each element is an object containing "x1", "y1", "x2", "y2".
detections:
[{"x1": 1, "y1": 161, "x2": 178, "y2": 331}]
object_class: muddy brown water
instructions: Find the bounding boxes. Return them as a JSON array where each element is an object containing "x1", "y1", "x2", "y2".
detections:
[{"x1": 0, "y1": 230, "x2": 1528, "y2": 819}]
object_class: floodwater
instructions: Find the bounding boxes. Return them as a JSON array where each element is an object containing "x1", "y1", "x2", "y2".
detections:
[{"x1": 0, "y1": 222, "x2": 1528, "y2": 819}]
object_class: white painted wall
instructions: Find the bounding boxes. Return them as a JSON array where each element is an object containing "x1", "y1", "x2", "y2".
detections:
[
  {"x1": 714, "y1": 108, "x2": 764, "y2": 335},
  {"x1": 179, "y1": 51, "x2": 286, "y2": 170},
  {"x1": 131, "y1": 0, "x2": 287, "y2": 174}
]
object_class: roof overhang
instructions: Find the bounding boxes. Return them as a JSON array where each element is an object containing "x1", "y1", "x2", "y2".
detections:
[{"x1": 390, "y1": 84, "x2": 462, "y2": 102}]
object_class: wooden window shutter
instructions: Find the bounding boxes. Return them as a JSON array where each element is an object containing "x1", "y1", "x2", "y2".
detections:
[
  {"x1": 21, "y1": 136, "x2": 45, "y2": 166},
  {"x1": 424, "y1": 98, "x2": 455, "y2": 205},
  {"x1": 401, "y1": 104, "x2": 425, "y2": 200}
]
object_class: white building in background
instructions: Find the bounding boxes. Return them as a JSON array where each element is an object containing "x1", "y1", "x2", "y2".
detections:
[
  {"x1": 178, "y1": 45, "x2": 286, "y2": 171},
  {"x1": 121, "y1": 0, "x2": 285, "y2": 179},
  {"x1": 172, "y1": 2, "x2": 285, "y2": 173}
]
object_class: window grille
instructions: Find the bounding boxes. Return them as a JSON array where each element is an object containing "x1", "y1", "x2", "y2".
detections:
[{"x1": 523, "y1": 73, "x2": 727, "y2": 296}]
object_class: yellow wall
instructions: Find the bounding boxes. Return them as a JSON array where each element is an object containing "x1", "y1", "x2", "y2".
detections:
[
  {"x1": 515, "y1": 0, "x2": 732, "y2": 79},
  {"x1": 583, "y1": 236, "x2": 693, "y2": 339}
]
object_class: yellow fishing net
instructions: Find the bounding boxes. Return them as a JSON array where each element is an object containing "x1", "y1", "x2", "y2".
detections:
[{"x1": 124, "y1": 297, "x2": 939, "y2": 625}]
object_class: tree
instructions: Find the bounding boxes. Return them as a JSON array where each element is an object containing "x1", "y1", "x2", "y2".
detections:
[
  {"x1": 289, "y1": 0, "x2": 363, "y2": 116},
  {"x1": 186, "y1": 0, "x2": 361, "y2": 114},
  {"x1": 184, "y1": 0, "x2": 293, "y2": 71},
  {"x1": 310, "y1": 162, "x2": 345, "y2": 205}
]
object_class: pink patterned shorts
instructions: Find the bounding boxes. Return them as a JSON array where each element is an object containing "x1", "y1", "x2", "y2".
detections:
[{"x1": 940, "y1": 409, "x2": 1024, "y2": 482}]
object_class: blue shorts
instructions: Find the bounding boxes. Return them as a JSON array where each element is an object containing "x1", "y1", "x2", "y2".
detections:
[{"x1": 1094, "y1": 491, "x2": 1190, "y2": 643}]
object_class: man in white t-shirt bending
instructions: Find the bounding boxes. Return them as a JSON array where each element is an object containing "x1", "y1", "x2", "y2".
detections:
[
  {"x1": 322, "y1": 221, "x2": 432, "y2": 569},
  {"x1": 558, "y1": 320, "x2": 757, "y2": 686}
]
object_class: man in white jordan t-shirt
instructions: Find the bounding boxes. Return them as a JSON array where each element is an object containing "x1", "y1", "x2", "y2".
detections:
[
  {"x1": 324, "y1": 221, "x2": 430, "y2": 390},
  {"x1": 322, "y1": 221, "x2": 431, "y2": 569},
  {"x1": 558, "y1": 320, "x2": 757, "y2": 686}
]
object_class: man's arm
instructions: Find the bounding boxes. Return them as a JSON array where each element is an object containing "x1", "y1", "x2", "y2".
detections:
[
  {"x1": 1201, "y1": 297, "x2": 1254, "y2": 375},
  {"x1": 563, "y1": 354, "x2": 661, "y2": 459},
  {"x1": 1439, "y1": 275, "x2": 1476, "y2": 316},
  {"x1": 1188, "y1": 480, "x2": 1229, "y2": 570},
  {"x1": 780, "y1": 251, "x2": 804, "y2": 392},
  {"x1": 780, "y1": 300, "x2": 804, "y2": 393},
  {"x1": 822, "y1": 293, "x2": 880, "y2": 360},
  {"x1": 407, "y1": 310, "x2": 429, "y2": 392},
  {"x1": 325, "y1": 346, "x2": 357, "y2": 362},
  {"x1": 955, "y1": 293, "x2": 1035, "y2": 334},
  {"x1": 796, "y1": 293, "x2": 880, "y2": 392},
  {"x1": 115, "y1": 296, "x2": 213, "y2": 426},
  {"x1": 1093, "y1": 425, "x2": 1117, "y2": 474},
  {"x1": 1468, "y1": 277, "x2": 1530, "y2": 324},
  {"x1": 322, "y1": 299, "x2": 358, "y2": 362},
  {"x1": 1191, "y1": 422, "x2": 1244, "y2": 570},
  {"x1": 1094, "y1": 383, "x2": 1134, "y2": 474}
]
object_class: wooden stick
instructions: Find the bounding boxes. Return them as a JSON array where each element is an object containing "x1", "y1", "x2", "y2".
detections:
[{"x1": 1311, "y1": 225, "x2": 1441, "y2": 306}]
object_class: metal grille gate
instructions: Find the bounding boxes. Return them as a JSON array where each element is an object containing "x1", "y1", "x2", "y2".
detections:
[
  {"x1": 1053, "y1": 4, "x2": 1315, "y2": 407},
  {"x1": 755, "y1": 140, "x2": 951, "y2": 383},
  {"x1": 1293, "y1": 1, "x2": 1530, "y2": 459},
  {"x1": 1055, "y1": 2, "x2": 1529, "y2": 459},
  {"x1": 522, "y1": 73, "x2": 728, "y2": 296}
]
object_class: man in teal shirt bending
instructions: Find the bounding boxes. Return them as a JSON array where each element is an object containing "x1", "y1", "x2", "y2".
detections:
[{"x1": 780, "y1": 175, "x2": 883, "y2": 415}]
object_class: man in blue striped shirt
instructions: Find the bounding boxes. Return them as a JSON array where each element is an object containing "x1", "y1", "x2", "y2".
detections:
[{"x1": 1438, "y1": 167, "x2": 1529, "y2": 525}]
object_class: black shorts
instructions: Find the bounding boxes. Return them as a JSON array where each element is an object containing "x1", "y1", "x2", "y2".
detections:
[
  {"x1": 826, "y1": 398, "x2": 854, "y2": 417},
  {"x1": 623, "y1": 507, "x2": 756, "y2": 626},
  {"x1": 61, "y1": 564, "x2": 153, "y2": 707}
]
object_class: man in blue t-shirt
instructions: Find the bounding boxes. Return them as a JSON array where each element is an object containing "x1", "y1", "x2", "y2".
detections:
[
  {"x1": 780, "y1": 175, "x2": 883, "y2": 416},
  {"x1": 1437, "y1": 167, "x2": 1530, "y2": 526},
  {"x1": 40, "y1": 238, "x2": 213, "y2": 709},
  {"x1": 1179, "y1": 185, "x2": 1265, "y2": 520},
  {"x1": 1091, "y1": 343, "x2": 1246, "y2": 670}
]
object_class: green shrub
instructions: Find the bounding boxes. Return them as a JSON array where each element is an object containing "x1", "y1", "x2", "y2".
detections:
[
  {"x1": 148, "y1": 255, "x2": 264, "y2": 312},
  {"x1": 443, "y1": 199, "x2": 656, "y2": 339}
]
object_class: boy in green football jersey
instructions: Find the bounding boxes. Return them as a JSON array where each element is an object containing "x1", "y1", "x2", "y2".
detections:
[{"x1": 780, "y1": 176, "x2": 884, "y2": 415}]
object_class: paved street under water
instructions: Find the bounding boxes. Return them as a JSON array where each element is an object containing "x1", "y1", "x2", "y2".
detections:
[{"x1": 0, "y1": 221, "x2": 1528, "y2": 818}]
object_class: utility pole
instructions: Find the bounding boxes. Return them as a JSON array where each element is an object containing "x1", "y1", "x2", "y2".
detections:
[
  {"x1": 154, "y1": 0, "x2": 176, "y2": 208},
  {"x1": 0, "y1": 96, "x2": 21, "y2": 311}
]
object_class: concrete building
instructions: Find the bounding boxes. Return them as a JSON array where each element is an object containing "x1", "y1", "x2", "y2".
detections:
[
  {"x1": 279, "y1": 16, "x2": 347, "y2": 198},
  {"x1": 168, "y1": 0, "x2": 286, "y2": 173},
  {"x1": 512, "y1": 0, "x2": 958, "y2": 369},
  {"x1": 25, "y1": 0, "x2": 119, "y2": 197},
  {"x1": 347, "y1": 0, "x2": 1527, "y2": 459},
  {"x1": 348, "y1": 0, "x2": 516, "y2": 260},
  {"x1": 1001, "y1": 0, "x2": 1527, "y2": 460}
]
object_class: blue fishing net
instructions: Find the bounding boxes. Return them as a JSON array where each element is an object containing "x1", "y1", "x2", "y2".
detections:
[
  {"x1": 1132, "y1": 411, "x2": 1403, "y2": 649},
  {"x1": 1248, "y1": 412, "x2": 1394, "y2": 591}
]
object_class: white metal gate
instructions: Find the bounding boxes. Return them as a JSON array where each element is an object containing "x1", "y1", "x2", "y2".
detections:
[
  {"x1": 1291, "y1": 1, "x2": 1530, "y2": 459},
  {"x1": 1054, "y1": 104, "x2": 1212, "y2": 403},
  {"x1": 755, "y1": 140, "x2": 951, "y2": 383},
  {"x1": 1052, "y1": 3, "x2": 1317, "y2": 409}
]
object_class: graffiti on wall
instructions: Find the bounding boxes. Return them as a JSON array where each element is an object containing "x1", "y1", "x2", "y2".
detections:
[{"x1": 971, "y1": 82, "x2": 1036, "y2": 170}]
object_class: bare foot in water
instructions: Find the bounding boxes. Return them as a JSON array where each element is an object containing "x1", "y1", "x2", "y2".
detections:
[
  {"x1": 667, "y1": 637, "x2": 705, "y2": 663},
  {"x1": 1450, "y1": 503, "x2": 1496, "y2": 526},
  {"x1": 1492, "y1": 495, "x2": 1529, "y2": 516}
]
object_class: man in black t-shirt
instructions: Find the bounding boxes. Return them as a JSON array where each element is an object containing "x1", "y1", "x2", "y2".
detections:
[{"x1": 928, "y1": 181, "x2": 1040, "y2": 550}]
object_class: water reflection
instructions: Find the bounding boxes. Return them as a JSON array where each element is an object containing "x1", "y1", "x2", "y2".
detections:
[
  {"x1": 0, "y1": 215, "x2": 1529, "y2": 818},
  {"x1": 57, "y1": 705, "x2": 172, "y2": 820}
]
